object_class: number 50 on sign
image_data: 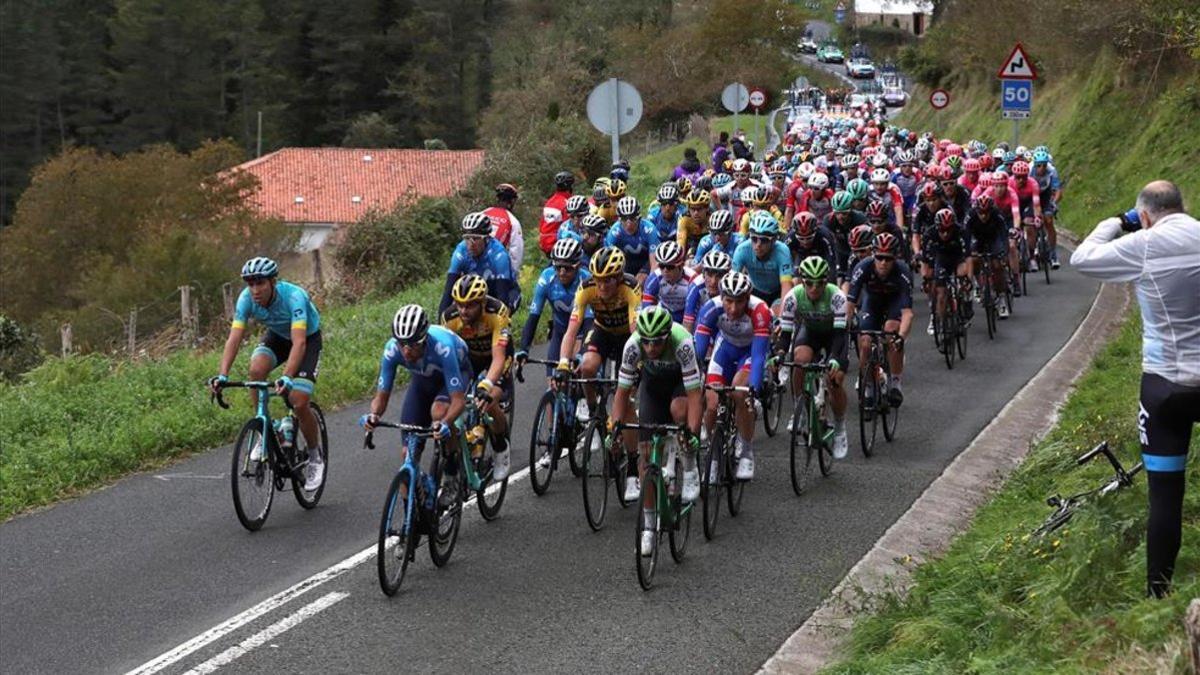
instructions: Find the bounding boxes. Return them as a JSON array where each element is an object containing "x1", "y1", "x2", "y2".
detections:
[{"x1": 1001, "y1": 80, "x2": 1032, "y2": 113}]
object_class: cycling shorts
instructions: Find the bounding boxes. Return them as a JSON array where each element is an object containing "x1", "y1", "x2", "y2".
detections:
[
  {"x1": 704, "y1": 338, "x2": 752, "y2": 386},
  {"x1": 933, "y1": 253, "x2": 965, "y2": 285},
  {"x1": 1138, "y1": 373, "x2": 1200, "y2": 471},
  {"x1": 794, "y1": 326, "x2": 848, "y2": 366},
  {"x1": 857, "y1": 293, "x2": 904, "y2": 331},
  {"x1": 971, "y1": 232, "x2": 1008, "y2": 257},
  {"x1": 637, "y1": 375, "x2": 686, "y2": 442},
  {"x1": 584, "y1": 327, "x2": 626, "y2": 363},
  {"x1": 253, "y1": 330, "x2": 322, "y2": 394},
  {"x1": 400, "y1": 363, "x2": 476, "y2": 427}
]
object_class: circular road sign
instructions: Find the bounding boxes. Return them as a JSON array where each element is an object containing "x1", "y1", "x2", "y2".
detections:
[
  {"x1": 721, "y1": 83, "x2": 750, "y2": 113},
  {"x1": 749, "y1": 88, "x2": 767, "y2": 111},
  {"x1": 930, "y1": 88, "x2": 950, "y2": 110},
  {"x1": 586, "y1": 79, "x2": 643, "y2": 136}
]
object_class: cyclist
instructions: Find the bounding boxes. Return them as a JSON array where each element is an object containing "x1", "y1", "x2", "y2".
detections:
[
  {"x1": 965, "y1": 194, "x2": 1014, "y2": 318},
  {"x1": 555, "y1": 195, "x2": 592, "y2": 244},
  {"x1": 538, "y1": 171, "x2": 575, "y2": 255},
  {"x1": 1010, "y1": 160, "x2": 1048, "y2": 271},
  {"x1": 732, "y1": 211, "x2": 795, "y2": 311},
  {"x1": 440, "y1": 212, "x2": 519, "y2": 315},
  {"x1": 210, "y1": 257, "x2": 325, "y2": 491},
  {"x1": 779, "y1": 256, "x2": 850, "y2": 458},
  {"x1": 517, "y1": 238, "x2": 587, "y2": 376},
  {"x1": 1032, "y1": 150, "x2": 1062, "y2": 269},
  {"x1": 693, "y1": 271, "x2": 773, "y2": 480},
  {"x1": 483, "y1": 183, "x2": 525, "y2": 272},
  {"x1": 924, "y1": 208, "x2": 971, "y2": 330},
  {"x1": 785, "y1": 172, "x2": 834, "y2": 227},
  {"x1": 641, "y1": 241, "x2": 695, "y2": 323},
  {"x1": 684, "y1": 250, "x2": 732, "y2": 332},
  {"x1": 610, "y1": 307, "x2": 704, "y2": 537},
  {"x1": 845, "y1": 232, "x2": 914, "y2": 410},
  {"x1": 574, "y1": 213, "x2": 610, "y2": 267},
  {"x1": 825, "y1": 191, "x2": 869, "y2": 280},
  {"x1": 739, "y1": 184, "x2": 785, "y2": 236},
  {"x1": 958, "y1": 157, "x2": 983, "y2": 195},
  {"x1": 868, "y1": 167, "x2": 905, "y2": 229},
  {"x1": 713, "y1": 158, "x2": 758, "y2": 223},
  {"x1": 589, "y1": 178, "x2": 616, "y2": 223},
  {"x1": 866, "y1": 201, "x2": 908, "y2": 260},
  {"x1": 677, "y1": 188, "x2": 712, "y2": 253},
  {"x1": 648, "y1": 183, "x2": 682, "y2": 242},
  {"x1": 605, "y1": 196, "x2": 661, "y2": 281},
  {"x1": 365, "y1": 305, "x2": 472, "y2": 505},
  {"x1": 842, "y1": 225, "x2": 875, "y2": 293},
  {"x1": 846, "y1": 177, "x2": 871, "y2": 212},
  {"x1": 787, "y1": 211, "x2": 839, "y2": 279},
  {"x1": 692, "y1": 209, "x2": 742, "y2": 263},
  {"x1": 891, "y1": 150, "x2": 923, "y2": 217},
  {"x1": 834, "y1": 154, "x2": 863, "y2": 191},
  {"x1": 936, "y1": 165, "x2": 971, "y2": 222},
  {"x1": 440, "y1": 274, "x2": 514, "y2": 480}
]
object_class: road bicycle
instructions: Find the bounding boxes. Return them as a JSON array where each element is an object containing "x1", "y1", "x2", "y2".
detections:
[
  {"x1": 1030, "y1": 217, "x2": 1053, "y2": 285},
  {"x1": 787, "y1": 361, "x2": 836, "y2": 495},
  {"x1": 932, "y1": 273, "x2": 969, "y2": 369},
  {"x1": 701, "y1": 384, "x2": 753, "y2": 540},
  {"x1": 852, "y1": 329, "x2": 902, "y2": 456},
  {"x1": 759, "y1": 353, "x2": 787, "y2": 437},
  {"x1": 973, "y1": 251, "x2": 1013, "y2": 340},
  {"x1": 567, "y1": 365, "x2": 630, "y2": 531},
  {"x1": 1012, "y1": 228, "x2": 1031, "y2": 297},
  {"x1": 212, "y1": 380, "x2": 328, "y2": 532},
  {"x1": 1034, "y1": 441, "x2": 1143, "y2": 537},
  {"x1": 620, "y1": 422, "x2": 696, "y2": 590},
  {"x1": 460, "y1": 373, "x2": 510, "y2": 522},
  {"x1": 517, "y1": 357, "x2": 587, "y2": 496}
]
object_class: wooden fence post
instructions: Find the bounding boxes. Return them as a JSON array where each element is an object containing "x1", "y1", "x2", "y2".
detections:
[
  {"x1": 179, "y1": 285, "x2": 193, "y2": 345},
  {"x1": 127, "y1": 309, "x2": 137, "y2": 356},
  {"x1": 222, "y1": 282, "x2": 235, "y2": 321},
  {"x1": 312, "y1": 249, "x2": 324, "y2": 290},
  {"x1": 60, "y1": 323, "x2": 72, "y2": 358}
]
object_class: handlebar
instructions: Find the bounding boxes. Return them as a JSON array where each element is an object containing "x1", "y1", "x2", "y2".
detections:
[
  {"x1": 361, "y1": 420, "x2": 437, "y2": 450},
  {"x1": 209, "y1": 380, "x2": 279, "y2": 410},
  {"x1": 616, "y1": 422, "x2": 687, "y2": 433}
]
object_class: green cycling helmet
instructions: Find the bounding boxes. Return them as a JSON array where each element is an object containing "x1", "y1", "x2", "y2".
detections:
[
  {"x1": 945, "y1": 155, "x2": 963, "y2": 171},
  {"x1": 846, "y1": 178, "x2": 869, "y2": 201},
  {"x1": 636, "y1": 305, "x2": 673, "y2": 339},
  {"x1": 748, "y1": 211, "x2": 780, "y2": 236},
  {"x1": 798, "y1": 256, "x2": 829, "y2": 282},
  {"x1": 831, "y1": 190, "x2": 854, "y2": 213}
]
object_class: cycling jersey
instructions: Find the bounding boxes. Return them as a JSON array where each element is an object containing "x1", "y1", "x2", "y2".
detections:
[
  {"x1": 868, "y1": 183, "x2": 904, "y2": 213},
  {"x1": 891, "y1": 169, "x2": 923, "y2": 210},
  {"x1": 693, "y1": 232, "x2": 743, "y2": 263},
  {"x1": 641, "y1": 266, "x2": 697, "y2": 322},
  {"x1": 1010, "y1": 177, "x2": 1042, "y2": 215},
  {"x1": 976, "y1": 185, "x2": 1022, "y2": 226},
  {"x1": 1033, "y1": 166, "x2": 1062, "y2": 215},
  {"x1": 538, "y1": 190, "x2": 571, "y2": 254},
  {"x1": 738, "y1": 205, "x2": 784, "y2": 236},
  {"x1": 692, "y1": 295, "x2": 773, "y2": 389},
  {"x1": 442, "y1": 237, "x2": 518, "y2": 314},
  {"x1": 376, "y1": 325, "x2": 471, "y2": 394},
  {"x1": 847, "y1": 257, "x2": 914, "y2": 308},
  {"x1": 964, "y1": 206, "x2": 1008, "y2": 255},
  {"x1": 590, "y1": 200, "x2": 617, "y2": 224},
  {"x1": 676, "y1": 213, "x2": 709, "y2": 250},
  {"x1": 617, "y1": 323, "x2": 702, "y2": 392},
  {"x1": 605, "y1": 219, "x2": 661, "y2": 274},
  {"x1": 521, "y1": 265, "x2": 586, "y2": 348},
  {"x1": 786, "y1": 225, "x2": 839, "y2": 276},
  {"x1": 715, "y1": 180, "x2": 757, "y2": 222},
  {"x1": 732, "y1": 238, "x2": 794, "y2": 299},
  {"x1": 793, "y1": 188, "x2": 835, "y2": 224},
  {"x1": 942, "y1": 185, "x2": 972, "y2": 223},
  {"x1": 683, "y1": 276, "x2": 714, "y2": 326},
  {"x1": 232, "y1": 280, "x2": 321, "y2": 338},
  {"x1": 780, "y1": 283, "x2": 848, "y2": 335},
  {"x1": 482, "y1": 206, "x2": 524, "y2": 271},
  {"x1": 569, "y1": 273, "x2": 641, "y2": 335},
  {"x1": 440, "y1": 296, "x2": 512, "y2": 371},
  {"x1": 556, "y1": 221, "x2": 583, "y2": 243},
  {"x1": 647, "y1": 203, "x2": 681, "y2": 242},
  {"x1": 957, "y1": 172, "x2": 981, "y2": 195}
]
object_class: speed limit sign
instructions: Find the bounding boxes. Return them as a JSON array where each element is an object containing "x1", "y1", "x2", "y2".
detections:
[{"x1": 930, "y1": 89, "x2": 950, "y2": 109}]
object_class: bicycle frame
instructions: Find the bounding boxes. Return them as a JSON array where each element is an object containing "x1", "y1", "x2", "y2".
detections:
[{"x1": 800, "y1": 364, "x2": 836, "y2": 447}]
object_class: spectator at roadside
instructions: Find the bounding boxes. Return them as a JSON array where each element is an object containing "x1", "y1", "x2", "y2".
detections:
[
  {"x1": 538, "y1": 171, "x2": 574, "y2": 255},
  {"x1": 1071, "y1": 180, "x2": 1200, "y2": 599},
  {"x1": 673, "y1": 148, "x2": 706, "y2": 184},
  {"x1": 731, "y1": 130, "x2": 754, "y2": 161},
  {"x1": 712, "y1": 132, "x2": 731, "y2": 171}
]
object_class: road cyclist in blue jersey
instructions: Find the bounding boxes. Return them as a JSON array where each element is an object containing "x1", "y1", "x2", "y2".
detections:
[
  {"x1": 844, "y1": 232, "x2": 914, "y2": 411},
  {"x1": 605, "y1": 195, "x2": 661, "y2": 281},
  {"x1": 641, "y1": 241, "x2": 696, "y2": 323},
  {"x1": 516, "y1": 238, "x2": 589, "y2": 378},
  {"x1": 683, "y1": 250, "x2": 732, "y2": 333},
  {"x1": 646, "y1": 183, "x2": 682, "y2": 243},
  {"x1": 208, "y1": 256, "x2": 326, "y2": 491},
  {"x1": 731, "y1": 210, "x2": 795, "y2": 312},
  {"x1": 555, "y1": 195, "x2": 592, "y2": 244},
  {"x1": 440, "y1": 211, "x2": 519, "y2": 316},
  {"x1": 692, "y1": 209, "x2": 742, "y2": 264}
]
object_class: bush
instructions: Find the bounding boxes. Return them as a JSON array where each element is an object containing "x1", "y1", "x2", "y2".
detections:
[
  {"x1": 342, "y1": 113, "x2": 402, "y2": 148},
  {"x1": 330, "y1": 197, "x2": 460, "y2": 299},
  {"x1": 0, "y1": 314, "x2": 43, "y2": 382}
]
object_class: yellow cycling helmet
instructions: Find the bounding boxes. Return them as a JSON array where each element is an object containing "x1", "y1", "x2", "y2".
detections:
[
  {"x1": 675, "y1": 176, "x2": 693, "y2": 195},
  {"x1": 589, "y1": 246, "x2": 626, "y2": 278},
  {"x1": 605, "y1": 178, "x2": 627, "y2": 199},
  {"x1": 683, "y1": 188, "x2": 711, "y2": 208},
  {"x1": 450, "y1": 274, "x2": 489, "y2": 304}
]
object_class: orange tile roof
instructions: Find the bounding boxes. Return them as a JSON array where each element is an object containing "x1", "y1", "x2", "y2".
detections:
[{"x1": 230, "y1": 148, "x2": 485, "y2": 224}]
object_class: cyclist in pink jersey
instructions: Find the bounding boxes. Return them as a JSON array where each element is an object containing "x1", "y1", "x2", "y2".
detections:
[{"x1": 1010, "y1": 161, "x2": 1047, "y2": 271}]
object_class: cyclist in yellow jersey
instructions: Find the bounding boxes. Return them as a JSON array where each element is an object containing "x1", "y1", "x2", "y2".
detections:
[
  {"x1": 441, "y1": 274, "x2": 514, "y2": 479},
  {"x1": 677, "y1": 188, "x2": 712, "y2": 255},
  {"x1": 738, "y1": 184, "x2": 785, "y2": 236},
  {"x1": 554, "y1": 246, "x2": 640, "y2": 413}
]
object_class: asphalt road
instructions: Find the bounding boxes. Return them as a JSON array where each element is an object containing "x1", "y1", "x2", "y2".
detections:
[{"x1": 1, "y1": 260, "x2": 1098, "y2": 675}]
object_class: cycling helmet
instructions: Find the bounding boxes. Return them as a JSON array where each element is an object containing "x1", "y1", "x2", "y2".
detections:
[
  {"x1": 752, "y1": 185, "x2": 774, "y2": 207},
  {"x1": 873, "y1": 232, "x2": 900, "y2": 256},
  {"x1": 975, "y1": 194, "x2": 994, "y2": 211},
  {"x1": 554, "y1": 171, "x2": 575, "y2": 190},
  {"x1": 921, "y1": 181, "x2": 942, "y2": 199},
  {"x1": 635, "y1": 305, "x2": 673, "y2": 339},
  {"x1": 450, "y1": 274, "x2": 489, "y2": 304},
  {"x1": 615, "y1": 195, "x2": 640, "y2": 218},
  {"x1": 695, "y1": 175, "x2": 713, "y2": 191},
  {"x1": 871, "y1": 153, "x2": 889, "y2": 169},
  {"x1": 565, "y1": 194, "x2": 589, "y2": 216},
  {"x1": 870, "y1": 168, "x2": 890, "y2": 183},
  {"x1": 708, "y1": 210, "x2": 734, "y2": 234},
  {"x1": 589, "y1": 246, "x2": 626, "y2": 278},
  {"x1": 592, "y1": 182, "x2": 610, "y2": 203},
  {"x1": 792, "y1": 211, "x2": 818, "y2": 237},
  {"x1": 991, "y1": 148, "x2": 1006, "y2": 162},
  {"x1": 747, "y1": 211, "x2": 780, "y2": 237},
  {"x1": 1032, "y1": 150, "x2": 1051, "y2": 165},
  {"x1": 840, "y1": 154, "x2": 860, "y2": 169},
  {"x1": 831, "y1": 191, "x2": 854, "y2": 213},
  {"x1": 915, "y1": 138, "x2": 931, "y2": 153},
  {"x1": 995, "y1": 141, "x2": 1010, "y2": 152},
  {"x1": 675, "y1": 176, "x2": 693, "y2": 195},
  {"x1": 896, "y1": 150, "x2": 915, "y2": 165},
  {"x1": 963, "y1": 158, "x2": 981, "y2": 173},
  {"x1": 796, "y1": 162, "x2": 816, "y2": 180},
  {"x1": 979, "y1": 154, "x2": 994, "y2": 170},
  {"x1": 719, "y1": 271, "x2": 753, "y2": 298},
  {"x1": 1014, "y1": 145, "x2": 1028, "y2": 158},
  {"x1": 683, "y1": 188, "x2": 711, "y2": 208},
  {"x1": 610, "y1": 166, "x2": 630, "y2": 183},
  {"x1": 582, "y1": 213, "x2": 609, "y2": 235},
  {"x1": 807, "y1": 172, "x2": 829, "y2": 190},
  {"x1": 924, "y1": 164, "x2": 945, "y2": 181},
  {"x1": 823, "y1": 141, "x2": 838, "y2": 152},
  {"x1": 740, "y1": 185, "x2": 758, "y2": 204},
  {"x1": 848, "y1": 224, "x2": 874, "y2": 250},
  {"x1": 701, "y1": 249, "x2": 732, "y2": 273},
  {"x1": 605, "y1": 179, "x2": 627, "y2": 199},
  {"x1": 657, "y1": 183, "x2": 680, "y2": 204},
  {"x1": 495, "y1": 183, "x2": 519, "y2": 202},
  {"x1": 1033, "y1": 144, "x2": 1049, "y2": 156},
  {"x1": 241, "y1": 256, "x2": 278, "y2": 280},
  {"x1": 712, "y1": 173, "x2": 733, "y2": 189},
  {"x1": 798, "y1": 256, "x2": 829, "y2": 282},
  {"x1": 866, "y1": 200, "x2": 888, "y2": 221},
  {"x1": 654, "y1": 240, "x2": 685, "y2": 266},
  {"x1": 461, "y1": 211, "x2": 492, "y2": 236},
  {"x1": 990, "y1": 171, "x2": 1010, "y2": 186},
  {"x1": 1010, "y1": 160, "x2": 1030, "y2": 177},
  {"x1": 946, "y1": 143, "x2": 963, "y2": 157},
  {"x1": 391, "y1": 304, "x2": 429, "y2": 343},
  {"x1": 1002, "y1": 151, "x2": 1017, "y2": 165},
  {"x1": 550, "y1": 238, "x2": 582, "y2": 265},
  {"x1": 847, "y1": 178, "x2": 869, "y2": 201},
  {"x1": 945, "y1": 155, "x2": 963, "y2": 172},
  {"x1": 935, "y1": 208, "x2": 957, "y2": 231},
  {"x1": 937, "y1": 139, "x2": 951, "y2": 151},
  {"x1": 731, "y1": 158, "x2": 751, "y2": 175}
]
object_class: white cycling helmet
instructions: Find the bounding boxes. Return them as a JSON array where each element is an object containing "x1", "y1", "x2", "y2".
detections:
[
  {"x1": 719, "y1": 271, "x2": 753, "y2": 297},
  {"x1": 807, "y1": 172, "x2": 829, "y2": 190},
  {"x1": 616, "y1": 196, "x2": 640, "y2": 218},
  {"x1": 550, "y1": 238, "x2": 582, "y2": 265},
  {"x1": 870, "y1": 168, "x2": 890, "y2": 183},
  {"x1": 701, "y1": 249, "x2": 732, "y2": 273},
  {"x1": 391, "y1": 304, "x2": 429, "y2": 343},
  {"x1": 654, "y1": 240, "x2": 685, "y2": 266}
]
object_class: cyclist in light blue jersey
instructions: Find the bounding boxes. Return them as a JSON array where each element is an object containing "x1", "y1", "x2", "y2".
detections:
[
  {"x1": 731, "y1": 211, "x2": 794, "y2": 310},
  {"x1": 692, "y1": 210, "x2": 742, "y2": 264},
  {"x1": 516, "y1": 238, "x2": 589, "y2": 376}
]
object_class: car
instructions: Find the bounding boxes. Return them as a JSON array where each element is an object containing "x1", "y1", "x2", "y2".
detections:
[
  {"x1": 882, "y1": 85, "x2": 908, "y2": 107},
  {"x1": 816, "y1": 43, "x2": 844, "y2": 64},
  {"x1": 846, "y1": 57, "x2": 876, "y2": 79},
  {"x1": 798, "y1": 37, "x2": 818, "y2": 54}
]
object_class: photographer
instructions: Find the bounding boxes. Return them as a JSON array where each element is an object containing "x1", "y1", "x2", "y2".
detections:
[{"x1": 1070, "y1": 180, "x2": 1200, "y2": 598}]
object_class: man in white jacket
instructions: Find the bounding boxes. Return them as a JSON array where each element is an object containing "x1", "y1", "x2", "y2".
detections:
[{"x1": 1070, "y1": 180, "x2": 1200, "y2": 598}]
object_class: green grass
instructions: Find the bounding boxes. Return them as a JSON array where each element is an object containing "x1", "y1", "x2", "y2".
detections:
[{"x1": 823, "y1": 51, "x2": 1200, "y2": 673}]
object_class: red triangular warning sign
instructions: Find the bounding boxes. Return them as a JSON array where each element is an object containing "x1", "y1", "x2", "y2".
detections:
[{"x1": 997, "y1": 43, "x2": 1037, "y2": 80}]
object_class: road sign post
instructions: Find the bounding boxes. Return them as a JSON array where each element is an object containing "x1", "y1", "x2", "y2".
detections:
[
  {"x1": 996, "y1": 43, "x2": 1037, "y2": 149},
  {"x1": 587, "y1": 79, "x2": 643, "y2": 164},
  {"x1": 721, "y1": 83, "x2": 750, "y2": 146},
  {"x1": 748, "y1": 88, "x2": 767, "y2": 153}
]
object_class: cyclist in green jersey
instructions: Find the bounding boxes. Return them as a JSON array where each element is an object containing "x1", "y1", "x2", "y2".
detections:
[{"x1": 778, "y1": 256, "x2": 851, "y2": 458}]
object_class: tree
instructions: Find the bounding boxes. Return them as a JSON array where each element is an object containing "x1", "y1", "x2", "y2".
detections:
[{"x1": 342, "y1": 113, "x2": 402, "y2": 147}]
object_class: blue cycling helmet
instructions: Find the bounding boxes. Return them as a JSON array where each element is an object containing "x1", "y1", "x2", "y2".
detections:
[
  {"x1": 1003, "y1": 151, "x2": 1018, "y2": 165},
  {"x1": 748, "y1": 211, "x2": 780, "y2": 237},
  {"x1": 241, "y1": 256, "x2": 278, "y2": 280},
  {"x1": 712, "y1": 173, "x2": 733, "y2": 189},
  {"x1": 1032, "y1": 150, "x2": 1051, "y2": 165}
]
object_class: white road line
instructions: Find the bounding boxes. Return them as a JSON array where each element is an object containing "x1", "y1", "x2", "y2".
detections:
[
  {"x1": 126, "y1": 457, "x2": 542, "y2": 675},
  {"x1": 182, "y1": 591, "x2": 349, "y2": 675}
]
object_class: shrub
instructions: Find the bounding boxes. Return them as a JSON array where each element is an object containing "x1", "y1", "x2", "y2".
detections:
[{"x1": 0, "y1": 314, "x2": 43, "y2": 382}]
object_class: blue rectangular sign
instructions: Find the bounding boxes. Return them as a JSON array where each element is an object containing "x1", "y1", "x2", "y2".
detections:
[{"x1": 1001, "y1": 79, "x2": 1032, "y2": 112}]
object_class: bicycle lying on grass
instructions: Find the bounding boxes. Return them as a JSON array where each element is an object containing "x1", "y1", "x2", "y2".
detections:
[{"x1": 1034, "y1": 441, "x2": 1143, "y2": 537}]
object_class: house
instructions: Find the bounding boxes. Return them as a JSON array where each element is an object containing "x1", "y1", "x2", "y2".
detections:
[{"x1": 852, "y1": 0, "x2": 934, "y2": 36}]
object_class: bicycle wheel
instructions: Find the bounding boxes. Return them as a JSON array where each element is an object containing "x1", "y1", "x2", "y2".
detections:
[
  {"x1": 580, "y1": 419, "x2": 609, "y2": 531},
  {"x1": 942, "y1": 310, "x2": 956, "y2": 370},
  {"x1": 1039, "y1": 232, "x2": 1051, "y2": 284},
  {"x1": 956, "y1": 298, "x2": 969, "y2": 360},
  {"x1": 231, "y1": 419, "x2": 275, "y2": 531},
  {"x1": 476, "y1": 439, "x2": 508, "y2": 522},
  {"x1": 701, "y1": 429, "x2": 722, "y2": 540},
  {"x1": 857, "y1": 369, "x2": 878, "y2": 457},
  {"x1": 982, "y1": 281, "x2": 996, "y2": 339},
  {"x1": 881, "y1": 362, "x2": 900, "y2": 443},
  {"x1": 726, "y1": 430, "x2": 745, "y2": 517},
  {"x1": 292, "y1": 404, "x2": 329, "y2": 509},
  {"x1": 636, "y1": 469, "x2": 661, "y2": 591},
  {"x1": 789, "y1": 394, "x2": 814, "y2": 495},
  {"x1": 428, "y1": 456, "x2": 463, "y2": 568},
  {"x1": 669, "y1": 456, "x2": 692, "y2": 563},
  {"x1": 762, "y1": 375, "x2": 784, "y2": 437},
  {"x1": 377, "y1": 470, "x2": 415, "y2": 596},
  {"x1": 566, "y1": 397, "x2": 585, "y2": 478},
  {"x1": 529, "y1": 391, "x2": 556, "y2": 496},
  {"x1": 816, "y1": 393, "x2": 835, "y2": 477}
]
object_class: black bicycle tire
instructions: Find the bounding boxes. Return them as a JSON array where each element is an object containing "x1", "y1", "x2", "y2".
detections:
[
  {"x1": 668, "y1": 454, "x2": 692, "y2": 563},
  {"x1": 476, "y1": 435, "x2": 508, "y2": 522},
  {"x1": 428, "y1": 450, "x2": 462, "y2": 568},
  {"x1": 881, "y1": 352, "x2": 900, "y2": 442},
  {"x1": 529, "y1": 391, "x2": 556, "y2": 496},
  {"x1": 858, "y1": 367, "x2": 877, "y2": 457},
  {"x1": 763, "y1": 375, "x2": 783, "y2": 437},
  {"x1": 943, "y1": 310, "x2": 956, "y2": 369},
  {"x1": 702, "y1": 428, "x2": 722, "y2": 540},
  {"x1": 231, "y1": 419, "x2": 274, "y2": 531},
  {"x1": 636, "y1": 468, "x2": 661, "y2": 590},
  {"x1": 789, "y1": 394, "x2": 814, "y2": 495},
  {"x1": 292, "y1": 403, "x2": 329, "y2": 509},
  {"x1": 1041, "y1": 233, "x2": 1052, "y2": 285},
  {"x1": 377, "y1": 470, "x2": 414, "y2": 596},
  {"x1": 956, "y1": 293, "x2": 969, "y2": 360},
  {"x1": 581, "y1": 420, "x2": 609, "y2": 531},
  {"x1": 817, "y1": 392, "x2": 835, "y2": 476},
  {"x1": 726, "y1": 428, "x2": 745, "y2": 517}
]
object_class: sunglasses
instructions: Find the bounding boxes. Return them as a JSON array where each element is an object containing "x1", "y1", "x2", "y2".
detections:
[
  {"x1": 661, "y1": 264, "x2": 681, "y2": 271},
  {"x1": 462, "y1": 234, "x2": 487, "y2": 242},
  {"x1": 553, "y1": 264, "x2": 579, "y2": 271},
  {"x1": 750, "y1": 235, "x2": 774, "y2": 244},
  {"x1": 803, "y1": 278, "x2": 823, "y2": 287},
  {"x1": 399, "y1": 336, "x2": 427, "y2": 348},
  {"x1": 642, "y1": 336, "x2": 669, "y2": 347},
  {"x1": 875, "y1": 255, "x2": 895, "y2": 262}
]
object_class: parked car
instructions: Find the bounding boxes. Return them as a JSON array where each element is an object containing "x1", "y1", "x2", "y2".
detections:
[
  {"x1": 882, "y1": 85, "x2": 908, "y2": 107},
  {"x1": 816, "y1": 43, "x2": 844, "y2": 64},
  {"x1": 846, "y1": 57, "x2": 876, "y2": 79},
  {"x1": 798, "y1": 37, "x2": 818, "y2": 54}
]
